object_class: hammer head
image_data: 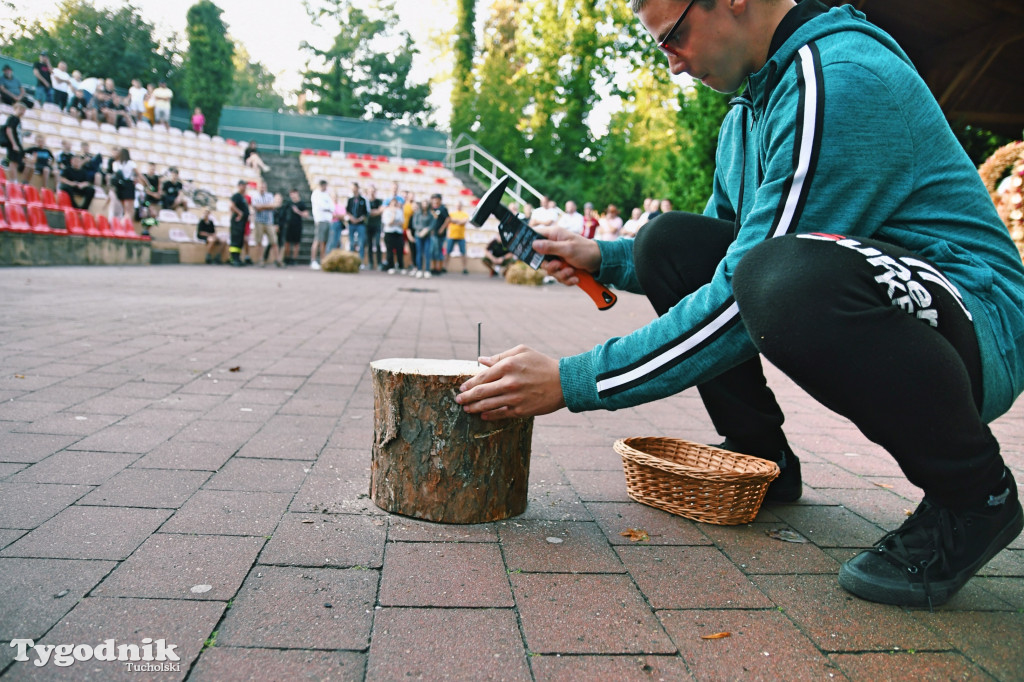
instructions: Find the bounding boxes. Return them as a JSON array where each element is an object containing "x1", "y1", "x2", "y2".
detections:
[{"x1": 470, "y1": 175, "x2": 511, "y2": 227}]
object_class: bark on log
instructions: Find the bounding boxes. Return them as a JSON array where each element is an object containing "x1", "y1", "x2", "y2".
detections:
[{"x1": 370, "y1": 358, "x2": 533, "y2": 524}]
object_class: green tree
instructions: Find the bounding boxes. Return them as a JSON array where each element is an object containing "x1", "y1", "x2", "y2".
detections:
[
  {"x1": 667, "y1": 83, "x2": 732, "y2": 213},
  {"x1": 183, "y1": 0, "x2": 235, "y2": 134},
  {"x1": 301, "y1": 0, "x2": 434, "y2": 125},
  {"x1": 228, "y1": 44, "x2": 285, "y2": 110},
  {"x1": 449, "y1": 0, "x2": 476, "y2": 138},
  {"x1": 0, "y1": 0, "x2": 181, "y2": 100}
]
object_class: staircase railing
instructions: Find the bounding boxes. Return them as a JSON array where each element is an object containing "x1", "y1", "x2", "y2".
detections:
[{"x1": 447, "y1": 134, "x2": 544, "y2": 209}]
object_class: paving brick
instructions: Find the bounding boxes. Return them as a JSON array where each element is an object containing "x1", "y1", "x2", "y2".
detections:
[
  {"x1": 618, "y1": 546, "x2": 772, "y2": 609},
  {"x1": 977, "y1": 548, "x2": 1024, "y2": 577},
  {"x1": 378, "y1": 541, "x2": 512, "y2": 607},
  {"x1": 700, "y1": 522, "x2": 841, "y2": 575},
  {"x1": 389, "y1": 516, "x2": 498, "y2": 542},
  {"x1": 587, "y1": 501, "x2": 713, "y2": 546},
  {"x1": 204, "y1": 458, "x2": 309, "y2": 493},
  {"x1": 148, "y1": 392, "x2": 227, "y2": 412},
  {"x1": 66, "y1": 423, "x2": 178, "y2": 454},
  {"x1": 132, "y1": 438, "x2": 239, "y2": 471},
  {"x1": 178, "y1": 376, "x2": 247, "y2": 396},
  {"x1": 58, "y1": 372, "x2": 131, "y2": 389},
  {"x1": 13, "y1": 412, "x2": 123, "y2": 437},
  {"x1": 94, "y1": 533, "x2": 264, "y2": 601},
  {"x1": 511, "y1": 573, "x2": 675, "y2": 654},
  {"x1": 0, "y1": 432, "x2": 81, "y2": 463},
  {"x1": 290, "y1": 470, "x2": 381, "y2": 515},
  {"x1": 518, "y1": 479, "x2": 593, "y2": 522},
  {"x1": 529, "y1": 654, "x2": 692, "y2": 682},
  {"x1": 174, "y1": 419, "x2": 263, "y2": 447},
  {"x1": 0, "y1": 558, "x2": 116, "y2": 645},
  {"x1": 1, "y1": 505, "x2": 171, "y2": 560},
  {"x1": 74, "y1": 468, "x2": 208, "y2": 509},
  {"x1": 19, "y1": 385, "x2": 111, "y2": 407},
  {"x1": 216, "y1": 566, "x2": 376, "y2": 649},
  {"x1": 191, "y1": 648, "x2": 366, "y2": 682},
  {"x1": 0, "y1": 482, "x2": 91, "y2": 528},
  {"x1": 829, "y1": 652, "x2": 993, "y2": 681},
  {"x1": 912, "y1": 611, "x2": 1024, "y2": 682},
  {"x1": 659, "y1": 609, "x2": 839, "y2": 680},
  {"x1": 499, "y1": 520, "x2": 625, "y2": 574},
  {"x1": 202, "y1": 400, "x2": 279, "y2": 423},
  {"x1": 70, "y1": 395, "x2": 155, "y2": 416},
  {"x1": 976, "y1": 577, "x2": 1024, "y2": 609},
  {"x1": 235, "y1": 415, "x2": 335, "y2": 460},
  {"x1": 769, "y1": 503, "x2": 886, "y2": 548},
  {"x1": 260, "y1": 512, "x2": 386, "y2": 568},
  {"x1": 0, "y1": 399, "x2": 67, "y2": 423},
  {"x1": 244, "y1": 375, "x2": 307, "y2": 391},
  {"x1": 10, "y1": 451, "x2": 139, "y2": 486},
  {"x1": 366, "y1": 608, "x2": 531, "y2": 682},
  {"x1": 752, "y1": 574, "x2": 949, "y2": 652},
  {"x1": 562, "y1": 468, "x2": 633, "y2": 503},
  {"x1": 0, "y1": 461, "x2": 26, "y2": 480},
  {"x1": 161, "y1": 490, "x2": 292, "y2": 536},
  {"x1": 0, "y1": 528, "x2": 25, "y2": 549},
  {"x1": 1, "y1": 597, "x2": 223, "y2": 681}
]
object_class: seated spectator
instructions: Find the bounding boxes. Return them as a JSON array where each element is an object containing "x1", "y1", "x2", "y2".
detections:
[
  {"x1": 72, "y1": 71, "x2": 92, "y2": 104},
  {"x1": 0, "y1": 64, "x2": 34, "y2": 108},
  {"x1": 80, "y1": 141, "x2": 105, "y2": 186},
  {"x1": 191, "y1": 107, "x2": 205, "y2": 134},
  {"x1": 620, "y1": 207, "x2": 644, "y2": 238},
  {"x1": 58, "y1": 153, "x2": 95, "y2": 210},
  {"x1": 243, "y1": 140, "x2": 270, "y2": 173},
  {"x1": 142, "y1": 162, "x2": 162, "y2": 213},
  {"x1": 1, "y1": 102, "x2": 31, "y2": 183},
  {"x1": 597, "y1": 204, "x2": 622, "y2": 240},
  {"x1": 160, "y1": 167, "x2": 188, "y2": 212},
  {"x1": 196, "y1": 209, "x2": 227, "y2": 264},
  {"x1": 24, "y1": 133, "x2": 56, "y2": 190},
  {"x1": 86, "y1": 87, "x2": 111, "y2": 123},
  {"x1": 108, "y1": 94, "x2": 134, "y2": 129},
  {"x1": 57, "y1": 138, "x2": 75, "y2": 173},
  {"x1": 482, "y1": 238, "x2": 515, "y2": 277},
  {"x1": 582, "y1": 202, "x2": 599, "y2": 239},
  {"x1": 66, "y1": 88, "x2": 88, "y2": 121}
]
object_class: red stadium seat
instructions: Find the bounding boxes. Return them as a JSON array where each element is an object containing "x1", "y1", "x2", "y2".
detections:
[
  {"x1": 398, "y1": 166, "x2": 409, "y2": 173},
  {"x1": 6, "y1": 182, "x2": 26, "y2": 205},
  {"x1": 0, "y1": 166, "x2": 6, "y2": 181},
  {"x1": 96, "y1": 215, "x2": 112, "y2": 236},
  {"x1": 353, "y1": 162, "x2": 364, "y2": 169},
  {"x1": 28, "y1": 206, "x2": 52, "y2": 233},
  {"x1": 359, "y1": 170, "x2": 372, "y2": 178},
  {"x1": 226, "y1": 138, "x2": 238, "y2": 146},
  {"x1": 0, "y1": 208, "x2": 9, "y2": 231},
  {"x1": 24, "y1": 185, "x2": 41, "y2": 207},
  {"x1": 81, "y1": 211, "x2": 101, "y2": 236},
  {"x1": 110, "y1": 216, "x2": 128, "y2": 237},
  {"x1": 435, "y1": 178, "x2": 447, "y2": 185},
  {"x1": 56, "y1": 190, "x2": 73, "y2": 209},
  {"x1": 460, "y1": 188, "x2": 472, "y2": 195},
  {"x1": 5, "y1": 204, "x2": 29, "y2": 229},
  {"x1": 317, "y1": 149, "x2": 329, "y2": 157},
  {"x1": 64, "y1": 209, "x2": 85, "y2": 235},
  {"x1": 346, "y1": 152, "x2": 358, "y2": 159},
  {"x1": 362, "y1": 154, "x2": 374, "y2": 160},
  {"x1": 39, "y1": 187, "x2": 58, "y2": 210},
  {"x1": 301, "y1": 149, "x2": 314, "y2": 155},
  {"x1": 377, "y1": 156, "x2": 388, "y2": 162},
  {"x1": 412, "y1": 168, "x2": 423, "y2": 175},
  {"x1": 433, "y1": 161, "x2": 444, "y2": 168},
  {"x1": 418, "y1": 159, "x2": 429, "y2": 165}
]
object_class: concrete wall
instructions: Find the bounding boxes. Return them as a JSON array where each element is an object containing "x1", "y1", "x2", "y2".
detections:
[{"x1": 0, "y1": 233, "x2": 151, "y2": 267}]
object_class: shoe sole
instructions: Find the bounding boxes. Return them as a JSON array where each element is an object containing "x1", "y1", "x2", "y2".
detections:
[{"x1": 838, "y1": 502, "x2": 1024, "y2": 607}]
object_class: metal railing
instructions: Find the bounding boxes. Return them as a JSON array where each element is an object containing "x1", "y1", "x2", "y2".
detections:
[
  {"x1": 217, "y1": 124, "x2": 449, "y2": 161},
  {"x1": 448, "y1": 133, "x2": 544, "y2": 208}
]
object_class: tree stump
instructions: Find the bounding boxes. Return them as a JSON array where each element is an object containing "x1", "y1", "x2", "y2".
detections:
[{"x1": 370, "y1": 358, "x2": 533, "y2": 524}]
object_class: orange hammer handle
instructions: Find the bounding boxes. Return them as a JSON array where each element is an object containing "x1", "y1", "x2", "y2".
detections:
[{"x1": 575, "y1": 270, "x2": 617, "y2": 310}]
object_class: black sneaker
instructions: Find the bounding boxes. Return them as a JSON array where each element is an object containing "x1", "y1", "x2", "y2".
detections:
[
  {"x1": 839, "y1": 475, "x2": 1023, "y2": 608},
  {"x1": 718, "y1": 439, "x2": 802, "y2": 503}
]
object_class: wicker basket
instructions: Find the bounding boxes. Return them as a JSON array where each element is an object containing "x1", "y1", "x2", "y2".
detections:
[{"x1": 615, "y1": 437, "x2": 780, "y2": 525}]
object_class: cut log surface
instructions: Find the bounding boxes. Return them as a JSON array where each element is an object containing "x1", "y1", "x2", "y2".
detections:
[{"x1": 370, "y1": 358, "x2": 533, "y2": 524}]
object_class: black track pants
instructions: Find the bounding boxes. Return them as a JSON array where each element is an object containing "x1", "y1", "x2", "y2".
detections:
[{"x1": 635, "y1": 213, "x2": 1005, "y2": 507}]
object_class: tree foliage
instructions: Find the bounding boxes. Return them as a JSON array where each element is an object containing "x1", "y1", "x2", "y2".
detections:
[
  {"x1": 300, "y1": 0, "x2": 433, "y2": 126},
  {"x1": 449, "y1": 0, "x2": 476, "y2": 138},
  {"x1": 228, "y1": 44, "x2": 285, "y2": 111},
  {"x1": 0, "y1": 0, "x2": 181, "y2": 102},
  {"x1": 183, "y1": 0, "x2": 235, "y2": 133}
]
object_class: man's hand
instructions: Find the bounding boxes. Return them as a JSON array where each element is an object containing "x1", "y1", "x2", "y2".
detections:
[
  {"x1": 455, "y1": 345, "x2": 565, "y2": 421},
  {"x1": 531, "y1": 225, "x2": 602, "y2": 287}
]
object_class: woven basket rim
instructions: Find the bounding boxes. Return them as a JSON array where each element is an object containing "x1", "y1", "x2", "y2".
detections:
[{"x1": 614, "y1": 436, "x2": 780, "y2": 480}]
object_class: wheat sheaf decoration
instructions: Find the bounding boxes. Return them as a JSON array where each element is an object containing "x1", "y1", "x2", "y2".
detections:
[{"x1": 978, "y1": 140, "x2": 1024, "y2": 262}]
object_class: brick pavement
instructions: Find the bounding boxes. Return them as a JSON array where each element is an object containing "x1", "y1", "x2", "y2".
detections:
[{"x1": 0, "y1": 264, "x2": 1021, "y2": 681}]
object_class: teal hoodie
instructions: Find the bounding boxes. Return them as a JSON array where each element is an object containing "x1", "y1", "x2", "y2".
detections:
[{"x1": 560, "y1": 2, "x2": 1024, "y2": 423}]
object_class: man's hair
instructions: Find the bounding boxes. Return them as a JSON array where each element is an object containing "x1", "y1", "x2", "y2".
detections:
[{"x1": 630, "y1": 0, "x2": 714, "y2": 13}]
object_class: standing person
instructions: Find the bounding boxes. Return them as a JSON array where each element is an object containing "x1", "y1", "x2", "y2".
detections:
[
  {"x1": 196, "y1": 210, "x2": 227, "y2": 264},
  {"x1": 365, "y1": 185, "x2": 384, "y2": 270},
  {"x1": 32, "y1": 50, "x2": 53, "y2": 104},
  {"x1": 251, "y1": 179, "x2": 283, "y2": 268},
  {"x1": 402, "y1": 190, "x2": 417, "y2": 273},
  {"x1": 582, "y1": 202, "x2": 601, "y2": 239},
  {"x1": 444, "y1": 201, "x2": 470, "y2": 275},
  {"x1": 456, "y1": 0, "x2": 1024, "y2": 609},
  {"x1": 412, "y1": 200, "x2": 433, "y2": 279},
  {"x1": 110, "y1": 148, "x2": 139, "y2": 229},
  {"x1": 50, "y1": 60, "x2": 73, "y2": 110},
  {"x1": 309, "y1": 179, "x2": 334, "y2": 270},
  {"x1": 151, "y1": 81, "x2": 173, "y2": 130},
  {"x1": 598, "y1": 204, "x2": 623, "y2": 239},
  {"x1": 346, "y1": 182, "x2": 369, "y2": 265},
  {"x1": 327, "y1": 193, "x2": 346, "y2": 254},
  {"x1": 142, "y1": 83, "x2": 156, "y2": 124},
  {"x1": 127, "y1": 79, "x2": 146, "y2": 119},
  {"x1": 227, "y1": 180, "x2": 250, "y2": 267},
  {"x1": 557, "y1": 200, "x2": 585, "y2": 236},
  {"x1": 529, "y1": 196, "x2": 559, "y2": 229},
  {"x1": 281, "y1": 188, "x2": 309, "y2": 265},
  {"x1": 381, "y1": 198, "x2": 405, "y2": 273},
  {"x1": 191, "y1": 107, "x2": 205, "y2": 134},
  {"x1": 428, "y1": 194, "x2": 450, "y2": 275},
  {"x1": 1, "y1": 102, "x2": 30, "y2": 184}
]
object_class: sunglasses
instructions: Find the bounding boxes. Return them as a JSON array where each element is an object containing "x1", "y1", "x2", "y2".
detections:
[{"x1": 656, "y1": 0, "x2": 699, "y2": 58}]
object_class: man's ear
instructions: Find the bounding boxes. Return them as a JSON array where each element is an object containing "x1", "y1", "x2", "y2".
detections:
[{"x1": 729, "y1": 0, "x2": 749, "y2": 17}]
